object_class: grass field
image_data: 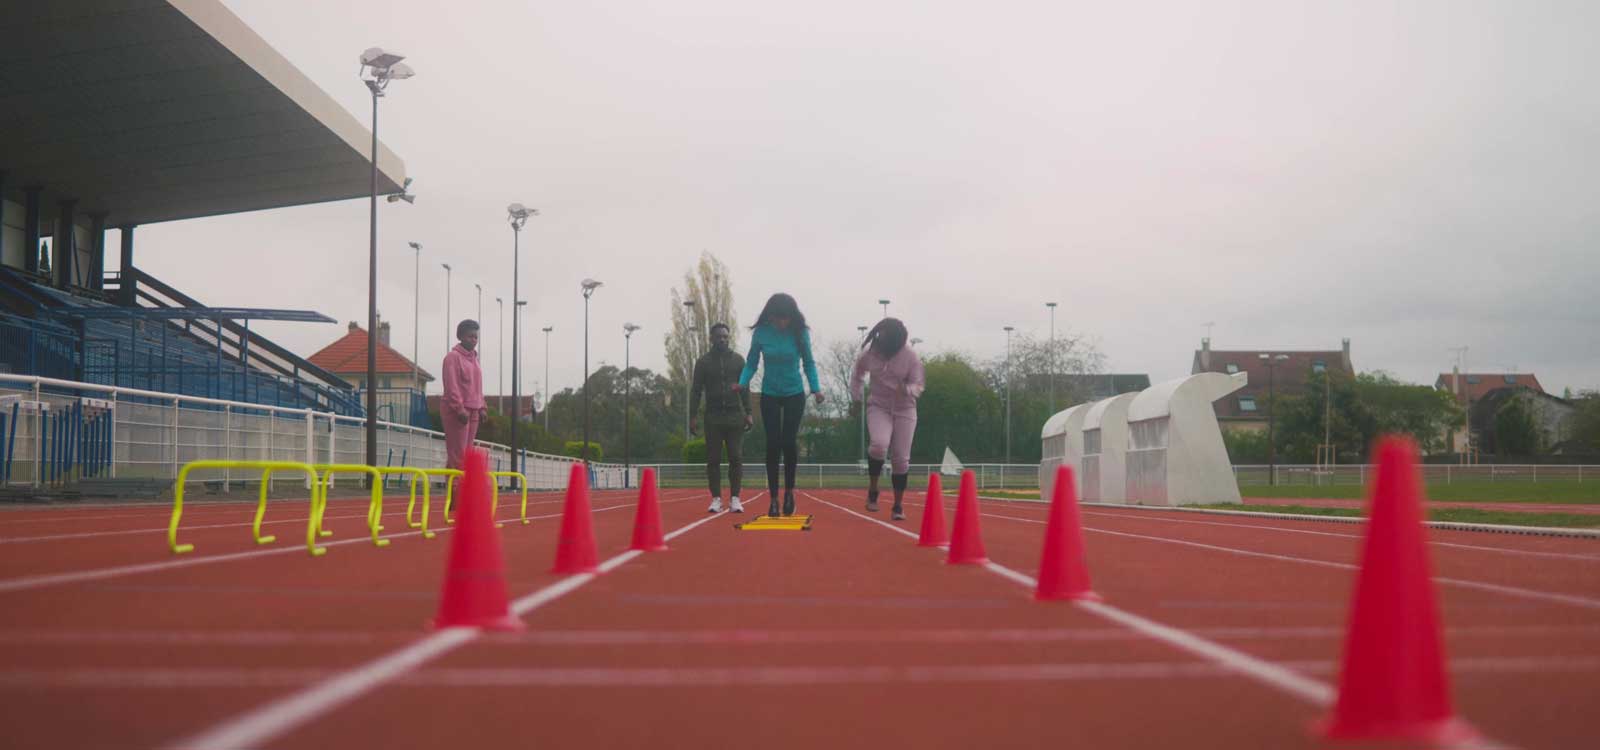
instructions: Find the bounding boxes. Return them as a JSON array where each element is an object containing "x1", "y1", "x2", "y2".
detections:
[
  {"x1": 1192, "y1": 503, "x2": 1600, "y2": 529},
  {"x1": 1241, "y1": 480, "x2": 1600, "y2": 504}
]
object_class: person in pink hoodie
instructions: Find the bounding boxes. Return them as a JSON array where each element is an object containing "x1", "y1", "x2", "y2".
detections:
[
  {"x1": 441, "y1": 319, "x2": 487, "y2": 470},
  {"x1": 850, "y1": 318, "x2": 925, "y2": 521}
]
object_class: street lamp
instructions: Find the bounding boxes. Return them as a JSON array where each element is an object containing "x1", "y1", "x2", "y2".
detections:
[
  {"x1": 441, "y1": 262, "x2": 452, "y2": 353},
  {"x1": 359, "y1": 46, "x2": 413, "y2": 469},
  {"x1": 878, "y1": 299, "x2": 890, "y2": 318},
  {"x1": 1004, "y1": 326, "x2": 1015, "y2": 465},
  {"x1": 581, "y1": 279, "x2": 603, "y2": 463},
  {"x1": 682, "y1": 299, "x2": 697, "y2": 440},
  {"x1": 1258, "y1": 353, "x2": 1291, "y2": 485},
  {"x1": 910, "y1": 337, "x2": 923, "y2": 347},
  {"x1": 542, "y1": 326, "x2": 553, "y2": 432},
  {"x1": 508, "y1": 203, "x2": 537, "y2": 474},
  {"x1": 624, "y1": 323, "x2": 641, "y2": 483},
  {"x1": 474, "y1": 283, "x2": 482, "y2": 325},
  {"x1": 858, "y1": 324, "x2": 868, "y2": 462},
  {"x1": 408, "y1": 242, "x2": 421, "y2": 410},
  {"x1": 495, "y1": 296, "x2": 504, "y2": 418},
  {"x1": 1046, "y1": 302, "x2": 1058, "y2": 415}
]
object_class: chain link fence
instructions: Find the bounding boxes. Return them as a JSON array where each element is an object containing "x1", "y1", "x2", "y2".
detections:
[
  {"x1": 633, "y1": 462, "x2": 1040, "y2": 491},
  {"x1": 1233, "y1": 464, "x2": 1594, "y2": 486}
]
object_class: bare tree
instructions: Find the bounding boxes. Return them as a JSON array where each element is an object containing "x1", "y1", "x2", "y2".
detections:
[
  {"x1": 665, "y1": 252, "x2": 737, "y2": 386},
  {"x1": 817, "y1": 337, "x2": 860, "y2": 420}
]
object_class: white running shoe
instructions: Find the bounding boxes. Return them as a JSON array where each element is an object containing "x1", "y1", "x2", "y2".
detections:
[
  {"x1": 707, "y1": 497, "x2": 723, "y2": 513},
  {"x1": 729, "y1": 497, "x2": 744, "y2": 513}
]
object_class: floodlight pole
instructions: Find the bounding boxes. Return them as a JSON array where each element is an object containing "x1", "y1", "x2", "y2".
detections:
[
  {"x1": 581, "y1": 282, "x2": 602, "y2": 463},
  {"x1": 508, "y1": 207, "x2": 534, "y2": 475},
  {"x1": 683, "y1": 299, "x2": 697, "y2": 440},
  {"x1": 879, "y1": 299, "x2": 890, "y2": 318},
  {"x1": 542, "y1": 326, "x2": 553, "y2": 432},
  {"x1": 410, "y1": 242, "x2": 421, "y2": 412},
  {"x1": 1004, "y1": 326, "x2": 1015, "y2": 465},
  {"x1": 624, "y1": 323, "x2": 640, "y2": 483},
  {"x1": 495, "y1": 296, "x2": 504, "y2": 417},
  {"x1": 363, "y1": 74, "x2": 382, "y2": 472},
  {"x1": 1046, "y1": 302, "x2": 1058, "y2": 415},
  {"x1": 441, "y1": 263, "x2": 451, "y2": 352}
]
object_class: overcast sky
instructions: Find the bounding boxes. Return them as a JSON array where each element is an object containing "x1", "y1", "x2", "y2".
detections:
[{"x1": 127, "y1": 0, "x2": 1598, "y2": 401}]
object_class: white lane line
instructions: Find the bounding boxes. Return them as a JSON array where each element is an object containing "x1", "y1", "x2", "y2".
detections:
[
  {"x1": 166, "y1": 492, "x2": 757, "y2": 750},
  {"x1": 14, "y1": 655, "x2": 1600, "y2": 690},
  {"x1": 1077, "y1": 510, "x2": 1600, "y2": 563},
  {"x1": 974, "y1": 509, "x2": 1600, "y2": 612},
  {"x1": 0, "y1": 491, "x2": 699, "y2": 596},
  {"x1": 0, "y1": 509, "x2": 410, "y2": 545},
  {"x1": 10, "y1": 622, "x2": 1600, "y2": 647},
  {"x1": 806, "y1": 492, "x2": 1337, "y2": 705}
]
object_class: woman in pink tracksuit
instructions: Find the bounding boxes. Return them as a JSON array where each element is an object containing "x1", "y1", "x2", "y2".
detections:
[
  {"x1": 850, "y1": 318, "x2": 925, "y2": 521},
  {"x1": 441, "y1": 319, "x2": 486, "y2": 470}
]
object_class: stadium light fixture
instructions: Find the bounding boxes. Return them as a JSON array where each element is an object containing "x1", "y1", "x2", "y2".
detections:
[
  {"x1": 360, "y1": 46, "x2": 414, "y2": 474},
  {"x1": 387, "y1": 178, "x2": 415, "y2": 204},
  {"x1": 878, "y1": 299, "x2": 890, "y2": 318},
  {"x1": 581, "y1": 279, "x2": 603, "y2": 463},
  {"x1": 507, "y1": 202, "x2": 538, "y2": 474}
]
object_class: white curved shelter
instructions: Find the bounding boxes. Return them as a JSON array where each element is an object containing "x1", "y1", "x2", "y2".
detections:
[
  {"x1": 1124, "y1": 372, "x2": 1247, "y2": 506},
  {"x1": 1039, "y1": 403, "x2": 1091, "y2": 502},
  {"x1": 1081, "y1": 392, "x2": 1138, "y2": 504}
]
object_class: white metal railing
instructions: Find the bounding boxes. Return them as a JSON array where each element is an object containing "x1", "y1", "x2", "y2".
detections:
[
  {"x1": 0, "y1": 373, "x2": 632, "y2": 492},
  {"x1": 632, "y1": 462, "x2": 1041, "y2": 490},
  {"x1": 1232, "y1": 463, "x2": 1593, "y2": 486}
]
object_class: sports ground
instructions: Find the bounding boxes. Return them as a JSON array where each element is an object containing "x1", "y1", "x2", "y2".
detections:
[{"x1": 2, "y1": 467, "x2": 1597, "y2": 749}]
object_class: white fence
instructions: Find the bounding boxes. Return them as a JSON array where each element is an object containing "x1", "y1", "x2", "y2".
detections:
[
  {"x1": 1233, "y1": 464, "x2": 1594, "y2": 486},
  {"x1": 0, "y1": 374, "x2": 632, "y2": 492},
  {"x1": 634, "y1": 463, "x2": 1041, "y2": 490}
]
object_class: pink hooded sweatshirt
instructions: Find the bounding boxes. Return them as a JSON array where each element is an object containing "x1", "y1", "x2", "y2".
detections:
[
  {"x1": 850, "y1": 345, "x2": 925, "y2": 417},
  {"x1": 441, "y1": 343, "x2": 486, "y2": 418}
]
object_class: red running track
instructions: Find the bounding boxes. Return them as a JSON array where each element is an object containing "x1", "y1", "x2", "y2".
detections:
[{"x1": 1, "y1": 488, "x2": 1597, "y2": 749}]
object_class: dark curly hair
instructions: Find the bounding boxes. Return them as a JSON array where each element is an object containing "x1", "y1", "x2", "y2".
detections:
[{"x1": 861, "y1": 318, "x2": 908, "y2": 357}]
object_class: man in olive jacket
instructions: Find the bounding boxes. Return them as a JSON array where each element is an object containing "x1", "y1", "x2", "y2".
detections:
[{"x1": 690, "y1": 323, "x2": 753, "y2": 513}]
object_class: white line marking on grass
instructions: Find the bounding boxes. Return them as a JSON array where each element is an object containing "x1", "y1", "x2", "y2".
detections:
[
  {"x1": 0, "y1": 491, "x2": 700, "y2": 596},
  {"x1": 166, "y1": 492, "x2": 756, "y2": 750},
  {"x1": 805, "y1": 492, "x2": 1339, "y2": 706},
  {"x1": 975, "y1": 509, "x2": 1600, "y2": 612}
]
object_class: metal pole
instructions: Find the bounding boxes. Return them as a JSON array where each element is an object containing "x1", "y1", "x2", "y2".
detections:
[
  {"x1": 543, "y1": 327, "x2": 552, "y2": 432},
  {"x1": 1004, "y1": 326, "x2": 1013, "y2": 464},
  {"x1": 511, "y1": 227, "x2": 520, "y2": 475},
  {"x1": 364, "y1": 86, "x2": 379, "y2": 471},
  {"x1": 624, "y1": 329, "x2": 632, "y2": 479},
  {"x1": 683, "y1": 300, "x2": 696, "y2": 441},
  {"x1": 412, "y1": 243, "x2": 419, "y2": 415},
  {"x1": 582, "y1": 296, "x2": 590, "y2": 463},
  {"x1": 496, "y1": 297, "x2": 504, "y2": 418},
  {"x1": 857, "y1": 325, "x2": 867, "y2": 462},
  {"x1": 1047, "y1": 302, "x2": 1057, "y2": 415},
  {"x1": 1267, "y1": 361, "x2": 1278, "y2": 486}
]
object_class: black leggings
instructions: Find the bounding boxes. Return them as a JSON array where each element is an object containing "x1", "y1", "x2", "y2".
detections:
[{"x1": 760, "y1": 393, "x2": 805, "y2": 495}]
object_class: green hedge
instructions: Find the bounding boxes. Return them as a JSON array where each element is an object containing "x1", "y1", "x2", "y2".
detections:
[
  {"x1": 563, "y1": 441, "x2": 604, "y2": 462},
  {"x1": 682, "y1": 438, "x2": 707, "y2": 463}
]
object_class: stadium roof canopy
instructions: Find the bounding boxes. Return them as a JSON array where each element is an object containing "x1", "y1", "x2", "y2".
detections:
[{"x1": 0, "y1": 0, "x2": 408, "y2": 227}]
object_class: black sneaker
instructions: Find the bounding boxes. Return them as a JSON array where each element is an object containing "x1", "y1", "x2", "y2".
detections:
[
  {"x1": 783, "y1": 490, "x2": 796, "y2": 517},
  {"x1": 866, "y1": 489, "x2": 880, "y2": 513},
  {"x1": 768, "y1": 495, "x2": 781, "y2": 518},
  {"x1": 891, "y1": 504, "x2": 905, "y2": 521}
]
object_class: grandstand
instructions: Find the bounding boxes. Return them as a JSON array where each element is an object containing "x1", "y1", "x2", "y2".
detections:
[{"x1": 0, "y1": 0, "x2": 409, "y2": 420}]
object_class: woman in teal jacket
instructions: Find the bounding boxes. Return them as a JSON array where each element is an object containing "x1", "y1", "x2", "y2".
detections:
[{"x1": 737, "y1": 293, "x2": 824, "y2": 516}]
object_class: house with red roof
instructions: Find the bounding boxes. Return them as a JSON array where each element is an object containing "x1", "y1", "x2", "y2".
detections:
[
  {"x1": 307, "y1": 319, "x2": 432, "y2": 424},
  {"x1": 1190, "y1": 338, "x2": 1354, "y2": 432}
]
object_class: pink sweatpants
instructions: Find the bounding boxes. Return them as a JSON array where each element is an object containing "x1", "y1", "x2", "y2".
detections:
[
  {"x1": 867, "y1": 407, "x2": 917, "y2": 474},
  {"x1": 443, "y1": 411, "x2": 481, "y2": 470}
]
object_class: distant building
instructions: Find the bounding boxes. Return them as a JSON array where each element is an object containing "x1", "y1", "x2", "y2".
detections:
[
  {"x1": 307, "y1": 319, "x2": 431, "y2": 425},
  {"x1": 1435, "y1": 371, "x2": 1551, "y2": 455},
  {"x1": 1190, "y1": 338, "x2": 1354, "y2": 432}
]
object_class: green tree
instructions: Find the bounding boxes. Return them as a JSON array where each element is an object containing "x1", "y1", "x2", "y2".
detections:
[
  {"x1": 1491, "y1": 394, "x2": 1542, "y2": 458},
  {"x1": 916, "y1": 353, "x2": 1004, "y2": 462},
  {"x1": 1571, "y1": 391, "x2": 1600, "y2": 453},
  {"x1": 1221, "y1": 428, "x2": 1271, "y2": 463},
  {"x1": 1270, "y1": 370, "x2": 1464, "y2": 462}
]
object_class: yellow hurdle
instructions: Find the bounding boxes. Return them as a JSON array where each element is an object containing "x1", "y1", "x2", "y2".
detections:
[
  {"x1": 376, "y1": 466, "x2": 430, "y2": 538},
  {"x1": 311, "y1": 464, "x2": 386, "y2": 550},
  {"x1": 407, "y1": 468, "x2": 462, "y2": 539},
  {"x1": 168, "y1": 460, "x2": 319, "y2": 556},
  {"x1": 487, "y1": 471, "x2": 530, "y2": 528}
]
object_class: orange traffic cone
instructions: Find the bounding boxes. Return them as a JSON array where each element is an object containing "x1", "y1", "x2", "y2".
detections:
[
  {"x1": 1318, "y1": 436, "x2": 1478, "y2": 745},
  {"x1": 431, "y1": 448, "x2": 523, "y2": 630},
  {"x1": 945, "y1": 470, "x2": 988, "y2": 565},
  {"x1": 551, "y1": 462, "x2": 600, "y2": 574},
  {"x1": 917, "y1": 473, "x2": 948, "y2": 547},
  {"x1": 630, "y1": 467, "x2": 668, "y2": 552},
  {"x1": 1035, "y1": 465, "x2": 1099, "y2": 601}
]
